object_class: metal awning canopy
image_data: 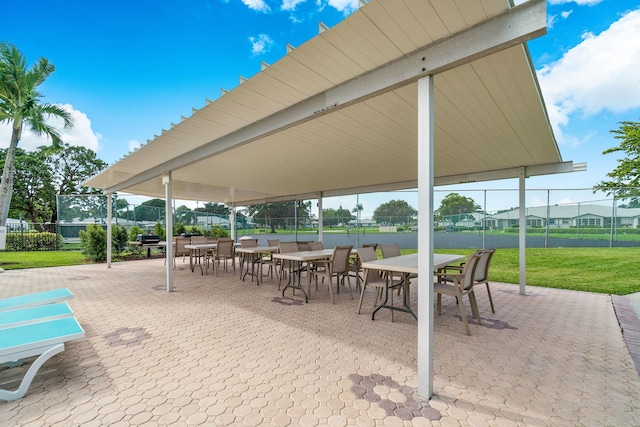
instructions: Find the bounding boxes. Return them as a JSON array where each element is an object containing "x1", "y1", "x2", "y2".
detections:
[{"x1": 84, "y1": 0, "x2": 582, "y2": 204}]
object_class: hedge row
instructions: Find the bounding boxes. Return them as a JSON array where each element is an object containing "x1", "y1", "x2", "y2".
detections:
[
  {"x1": 5, "y1": 231, "x2": 59, "y2": 251},
  {"x1": 503, "y1": 227, "x2": 640, "y2": 234}
]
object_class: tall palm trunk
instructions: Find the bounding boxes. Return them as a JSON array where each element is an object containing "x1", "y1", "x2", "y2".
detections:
[{"x1": 0, "y1": 123, "x2": 21, "y2": 226}]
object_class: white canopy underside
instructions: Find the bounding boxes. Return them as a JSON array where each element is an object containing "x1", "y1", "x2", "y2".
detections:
[{"x1": 85, "y1": 0, "x2": 580, "y2": 204}]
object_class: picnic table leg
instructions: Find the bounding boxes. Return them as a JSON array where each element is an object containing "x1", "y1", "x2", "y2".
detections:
[{"x1": 0, "y1": 343, "x2": 65, "y2": 402}]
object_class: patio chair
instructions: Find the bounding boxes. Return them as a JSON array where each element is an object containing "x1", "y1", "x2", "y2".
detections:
[
  {"x1": 380, "y1": 243, "x2": 416, "y2": 296},
  {"x1": 439, "y1": 249, "x2": 497, "y2": 313},
  {"x1": 355, "y1": 246, "x2": 390, "y2": 316},
  {"x1": 433, "y1": 252, "x2": 482, "y2": 335},
  {"x1": 166, "y1": 237, "x2": 190, "y2": 267},
  {"x1": 239, "y1": 238, "x2": 259, "y2": 274},
  {"x1": 309, "y1": 245, "x2": 353, "y2": 304},
  {"x1": 209, "y1": 238, "x2": 235, "y2": 276}
]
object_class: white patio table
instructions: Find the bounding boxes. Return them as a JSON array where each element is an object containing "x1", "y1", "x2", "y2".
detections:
[
  {"x1": 360, "y1": 253, "x2": 466, "y2": 320},
  {"x1": 272, "y1": 249, "x2": 337, "y2": 303},
  {"x1": 234, "y1": 246, "x2": 279, "y2": 285}
]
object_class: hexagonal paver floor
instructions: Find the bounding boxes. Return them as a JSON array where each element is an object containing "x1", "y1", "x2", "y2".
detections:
[{"x1": 1, "y1": 257, "x2": 639, "y2": 426}]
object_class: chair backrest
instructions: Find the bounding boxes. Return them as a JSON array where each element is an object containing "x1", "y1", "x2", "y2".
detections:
[
  {"x1": 267, "y1": 239, "x2": 280, "y2": 247},
  {"x1": 460, "y1": 252, "x2": 482, "y2": 291},
  {"x1": 331, "y1": 246, "x2": 353, "y2": 274},
  {"x1": 190, "y1": 236, "x2": 207, "y2": 245},
  {"x1": 207, "y1": 237, "x2": 218, "y2": 244},
  {"x1": 380, "y1": 243, "x2": 401, "y2": 258},
  {"x1": 362, "y1": 243, "x2": 378, "y2": 251},
  {"x1": 356, "y1": 246, "x2": 383, "y2": 281},
  {"x1": 174, "y1": 237, "x2": 191, "y2": 255},
  {"x1": 474, "y1": 249, "x2": 496, "y2": 282},
  {"x1": 309, "y1": 241, "x2": 324, "y2": 250},
  {"x1": 297, "y1": 241, "x2": 311, "y2": 251},
  {"x1": 216, "y1": 239, "x2": 234, "y2": 257},
  {"x1": 240, "y1": 239, "x2": 258, "y2": 248},
  {"x1": 278, "y1": 241, "x2": 299, "y2": 253}
]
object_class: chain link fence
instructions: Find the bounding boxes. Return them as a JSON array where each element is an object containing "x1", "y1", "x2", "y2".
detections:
[{"x1": 3, "y1": 189, "x2": 637, "y2": 251}]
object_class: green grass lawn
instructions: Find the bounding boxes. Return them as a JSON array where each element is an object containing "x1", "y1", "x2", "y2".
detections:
[
  {"x1": 0, "y1": 251, "x2": 89, "y2": 269},
  {"x1": 402, "y1": 247, "x2": 640, "y2": 295},
  {"x1": 0, "y1": 247, "x2": 638, "y2": 295}
]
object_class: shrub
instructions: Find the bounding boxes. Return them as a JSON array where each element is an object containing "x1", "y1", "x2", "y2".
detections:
[
  {"x1": 154, "y1": 222, "x2": 166, "y2": 240},
  {"x1": 112, "y1": 225, "x2": 129, "y2": 255},
  {"x1": 174, "y1": 222, "x2": 186, "y2": 236},
  {"x1": 207, "y1": 227, "x2": 229, "y2": 238},
  {"x1": 5, "y1": 230, "x2": 58, "y2": 251},
  {"x1": 128, "y1": 225, "x2": 145, "y2": 241},
  {"x1": 80, "y1": 224, "x2": 107, "y2": 262}
]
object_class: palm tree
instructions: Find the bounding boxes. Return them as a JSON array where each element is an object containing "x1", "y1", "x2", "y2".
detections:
[{"x1": 0, "y1": 42, "x2": 73, "y2": 226}]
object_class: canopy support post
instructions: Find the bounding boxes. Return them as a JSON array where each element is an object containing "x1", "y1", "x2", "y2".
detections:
[{"x1": 417, "y1": 75, "x2": 435, "y2": 399}]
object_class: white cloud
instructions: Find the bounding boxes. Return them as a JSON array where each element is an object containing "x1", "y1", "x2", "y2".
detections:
[
  {"x1": 327, "y1": 0, "x2": 358, "y2": 14},
  {"x1": 241, "y1": 0, "x2": 270, "y2": 12},
  {"x1": 282, "y1": 0, "x2": 306, "y2": 11},
  {"x1": 249, "y1": 33, "x2": 274, "y2": 55},
  {"x1": 128, "y1": 140, "x2": 141, "y2": 153},
  {"x1": 537, "y1": 8, "x2": 640, "y2": 143},
  {"x1": 549, "y1": 0, "x2": 602, "y2": 5},
  {"x1": 561, "y1": 10, "x2": 573, "y2": 19},
  {"x1": 0, "y1": 104, "x2": 101, "y2": 152}
]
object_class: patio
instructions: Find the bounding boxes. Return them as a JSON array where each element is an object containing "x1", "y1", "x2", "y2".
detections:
[{"x1": 1, "y1": 259, "x2": 639, "y2": 426}]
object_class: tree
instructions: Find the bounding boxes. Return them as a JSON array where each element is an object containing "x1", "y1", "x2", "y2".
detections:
[
  {"x1": 245, "y1": 201, "x2": 310, "y2": 233},
  {"x1": 0, "y1": 42, "x2": 73, "y2": 226},
  {"x1": 195, "y1": 202, "x2": 230, "y2": 216},
  {"x1": 372, "y1": 200, "x2": 417, "y2": 225},
  {"x1": 46, "y1": 144, "x2": 107, "y2": 223},
  {"x1": 0, "y1": 147, "x2": 54, "y2": 224},
  {"x1": 352, "y1": 203, "x2": 364, "y2": 225},
  {"x1": 595, "y1": 120, "x2": 640, "y2": 204},
  {"x1": 322, "y1": 206, "x2": 353, "y2": 227},
  {"x1": 436, "y1": 193, "x2": 480, "y2": 222},
  {"x1": 134, "y1": 198, "x2": 165, "y2": 222}
]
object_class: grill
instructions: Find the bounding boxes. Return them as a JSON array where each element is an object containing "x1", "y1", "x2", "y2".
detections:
[{"x1": 136, "y1": 234, "x2": 160, "y2": 244}]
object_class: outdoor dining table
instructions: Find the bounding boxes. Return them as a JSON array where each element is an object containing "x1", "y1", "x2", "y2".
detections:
[
  {"x1": 272, "y1": 249, "x2": 337, "y2": 303},
  {"x1": 360, "y1": 253, "x2": 466, "y2": 320},
  {"x1": 184, "y1": 244, "x2": 218, "y2": 274},
  {"x1": 234, "y1": 246, "x2": 279, "y2": 285}
]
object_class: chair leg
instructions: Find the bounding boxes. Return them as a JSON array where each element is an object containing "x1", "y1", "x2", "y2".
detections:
[
  {"x1": 436, "y1": 293, "x2": 442, "y2": 315},
  {"x1": 357, "y1": 283, "x2": 367, "y2": 314},
  {"x1": 486, "y1": 282, "x2": 495, "y2": 313},
  {"x1": 468, "y1": 291, "x2": 482, "y2": 325},
  {"x1": 457, "y1": 291, "x2": 471, "y2": 335},
  {"x1": 328, "y1": 276, "x2": 335, "y2": 304}
]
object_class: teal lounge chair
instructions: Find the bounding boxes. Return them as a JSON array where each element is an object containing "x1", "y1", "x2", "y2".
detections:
[
  {"x1": 0, "y1": 288, "x2": 74, "y2": 312},
  {"x1": 0, "y1": 303, "x2": 74, "y2": 330},
  {"x1": 0, "y1": 316, "x2": 85, "y2": 401}
]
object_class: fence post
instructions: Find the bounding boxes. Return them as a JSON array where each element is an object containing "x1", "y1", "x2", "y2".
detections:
[{"x1": 610, "y1": 190, "x2": 616, "y2": 248}]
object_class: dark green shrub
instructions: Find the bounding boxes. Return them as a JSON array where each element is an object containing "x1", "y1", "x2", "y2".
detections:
[
  {"x1": 208, "y1": 227, "x2": 229, "y2": 238},
  {"x1": 153, "y1": 222, "x2": 166, "y2": 240},
  {"x1": 174, "y1": 222, "x2": 186, "y2": 236},
  {"x1": 80, "y1": 224, "x2": 107, "y2": 262},
  {"x1": 128, "y1": 225, "x2": 145, "y2": 241},
  {"x1": 5, "y1": 231, "x2": 58, "y2": 251},
  {"x1": 112, "y1": 225, "x2": 128, "y2": 255}
]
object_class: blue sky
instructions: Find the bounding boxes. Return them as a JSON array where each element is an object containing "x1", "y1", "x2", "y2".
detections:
[{"x1": 1, "y1": 0, "x2": 640, "y2": 216}]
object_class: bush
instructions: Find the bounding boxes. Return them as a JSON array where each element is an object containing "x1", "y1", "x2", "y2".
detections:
[
  {"x1": 154, "y1": 222, "x2": 166, "y2": 240},
  {"x1": 207, "y1": 227, "x2": 229, "y2": 238},
  {"x1": 128, "y1": 225, "x2": 145, "y2": 241},
  {"x1": 5, "y1": 230, "x2": 58, "y2": 251},
  {"x1": 112, "y1": 225, "x2": 129, "y2": 255},
  {"x1": 80, "y1": 224, "x2": 107, "y2": 262},
  {"x1": 174, "y1": 222, "x2": 186, "y2": 236}
]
